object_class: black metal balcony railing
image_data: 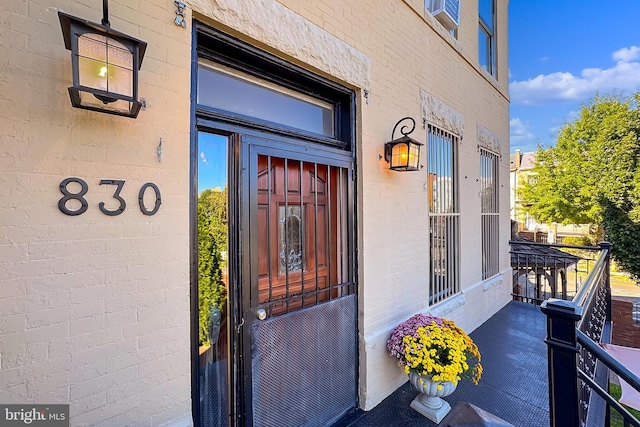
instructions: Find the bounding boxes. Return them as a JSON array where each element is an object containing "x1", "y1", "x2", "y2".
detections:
[{"x1": 509, "y1": 239, "x2": 640, "y2": 427}]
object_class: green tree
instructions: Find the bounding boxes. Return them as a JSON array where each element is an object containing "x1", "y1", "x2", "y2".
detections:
[
  {"x1": 520, "y1": 93, "x2": 640, "y2": 279},
  {"x1": 198, "y1": 187, "x2": 228, "y2": 346}
]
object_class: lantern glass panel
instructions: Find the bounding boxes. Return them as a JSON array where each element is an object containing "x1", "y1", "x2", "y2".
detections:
[
  {"x1": 408, "y1": 142, "x2": 420, "y2": 169},
  {"x1": 391, "y1": 142, "x2": 409, "y2": 168},
  {"x1": 77, "y1": 33, "x2": 133, "y2": 97}
]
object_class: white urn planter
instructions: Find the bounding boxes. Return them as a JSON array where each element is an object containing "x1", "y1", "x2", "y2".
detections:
[{"x1": 408, "y1": 372, "x2": 457, "y2": 423}]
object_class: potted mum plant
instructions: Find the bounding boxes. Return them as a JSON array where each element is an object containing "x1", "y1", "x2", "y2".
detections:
[{"x1": 386, "y1": 313, "x2": 482, "y2": 423}]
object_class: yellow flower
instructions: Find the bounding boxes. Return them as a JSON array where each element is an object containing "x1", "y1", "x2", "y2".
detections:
[{"x1": 394, "y1": 317, "x2": 483, "y2": 386}]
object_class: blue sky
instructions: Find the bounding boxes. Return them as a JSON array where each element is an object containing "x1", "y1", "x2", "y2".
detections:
[{"x1": 509, "y1": 0, "x2": 640, "y2": 154}]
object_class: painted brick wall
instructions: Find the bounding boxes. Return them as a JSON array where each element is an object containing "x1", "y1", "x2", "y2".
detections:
[
  {"x1": 0, "y1": 0, "x2": 192, "y2": 425},
  {"x1": 612, "y1": 298, "x2": 640, "y2": 348},
  {"x1": 1, "y1": 0, "x2": 511, "y2": 422}
]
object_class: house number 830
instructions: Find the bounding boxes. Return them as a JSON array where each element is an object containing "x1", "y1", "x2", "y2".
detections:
[{"x1": 58, "y1": 177, "x2": 161, "y2": 216}]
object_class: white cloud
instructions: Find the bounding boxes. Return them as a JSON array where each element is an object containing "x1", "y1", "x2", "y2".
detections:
[
  {"x1": 549, "y1": 110, "x2": 580, "y2": 137},
  {"x1": 510, "y1": 118, "x2": 535, "y2": 143},
  {"x1": 566, "y1": 109, "x2": 580, "y2": 121},
  {"x1": 200, "y1": 151, "x2": 207, "y2": 163},
  {"x1": 612, "y1": 46, "x2": 640, "y2": 63},
  {"x1": 510, "y1": 46, "x2": 640, "y2": 105}
]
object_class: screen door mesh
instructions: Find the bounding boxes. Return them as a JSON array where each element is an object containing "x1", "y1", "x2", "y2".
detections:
[{"x1": 251, "y1": 295, "x2": 357, "y2": 427}]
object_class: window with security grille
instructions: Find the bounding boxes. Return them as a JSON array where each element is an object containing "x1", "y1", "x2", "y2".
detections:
[
  {"x1": 480, "y1": 148, "x2": 500, "y2": 279},
  {"x1": 428, "y1": 125, "x2": 460, "y2": 304}
]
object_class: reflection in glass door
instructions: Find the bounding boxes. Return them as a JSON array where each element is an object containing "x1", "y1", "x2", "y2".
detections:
[{"x1": 197, "y1": 132, "x2": 230, "y2": 426}]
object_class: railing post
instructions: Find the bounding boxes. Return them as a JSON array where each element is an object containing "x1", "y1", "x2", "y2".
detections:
[
  {"x1": 540, "y1": 299, "x2": 583, "y2": 427},
  {"x1": 599, "y1": 241, "x2": 612, "y2": 322}
]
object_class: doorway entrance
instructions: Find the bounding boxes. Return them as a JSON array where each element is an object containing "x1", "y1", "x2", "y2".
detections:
[
  {"x1": 243, "y1": 138, "x2": 356, "y2": 427},
  {"x1": 193, "y1": 25, "x2": 357, "y2": 427}
]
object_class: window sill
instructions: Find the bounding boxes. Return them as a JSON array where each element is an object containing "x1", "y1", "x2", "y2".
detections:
[
  {"x1": 482, "y1": 274, "x2": 503, "y2": 291},
  {"x1": 429, "y1": 293, "x2": 466, "y2": 317}
]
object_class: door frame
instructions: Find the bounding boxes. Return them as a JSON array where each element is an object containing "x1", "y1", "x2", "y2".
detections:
[
  {"x1": 241, "y1": 134, "x2": 356, "y2": 425},
  {"x1": 191, "y1": 22, "x2": 358, "y2": 427},
  {"x1": 191, "y1": 122, "x2": 357, "y2": 426}
]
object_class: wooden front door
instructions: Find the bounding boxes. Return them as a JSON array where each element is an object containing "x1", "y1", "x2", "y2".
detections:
[{"x1": 256, "y1": 155, "x2": 339, "y2": 317}]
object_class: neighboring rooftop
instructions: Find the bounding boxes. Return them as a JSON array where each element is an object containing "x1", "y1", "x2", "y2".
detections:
[{"x1": 510, "y1": 150, "x2": 537, "y2": 171}]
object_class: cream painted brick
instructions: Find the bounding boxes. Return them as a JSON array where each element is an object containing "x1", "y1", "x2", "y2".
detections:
[
  {"x1": 122, "y1": 317, "x2": 165, "y2": 340},
  {"x1": 138, "y1": 351, "x2": 184, "y2": 378},
  {"x1": 73, "y1": 391, "x2": 108, "y2": 416},
  {"x1": 64, "y1": 327, "x2": 123, "y2": 355},
  {"x1": 0, "y1": 314, "x2": 26, "y2": 334},
  {"x1": 105, "y1": 308, "x2": 136, "y2": 328},
  {"x1": 137, "y1": 326, "x2": 183, "y2": 350},
  {"x1": 68, "y1": 359, "x2": 109, "y2": 385},
  {"x1": 69, "y1": 300, "x2": 105, "y2": 321},
  {"x1": 26, "y1": 306, "x2": 70, "y2": 328},
  {"x1": 70, "y1": 285, "x2": 117, "y2": 306},
  {"x1": 105, "y1": 349, "x2": 143, "y2": 373},
  {"x1": 0, "y1": 341, "x2": 49, "y2": 370},
  {"x1": 72, "y1": 390, "x2": 140, "y2": 425},
  {"x1": 70, "y1": 365, "x2": 138, "y2": 401},
  {"x1": 0, "y1": 371, "x2": 23, "y2": 401},
  {"x1": 0, "y1": 384, "x2": 30, "y2": 402},
  {"x1": 25, "y1": 355, "x2": 73, "y2": 394},
  {"x1": 105, "y1": 370, "x2": 163, "y2": 404},
  {"x1": 69, "y1": 314, "x2": 105, "y2": 337},
  {"x1": 70, "y1": 338, "x2": 137, "y2": 368},
  {"x1": 26, "y1": 271, "x2": 104, "y2": 295},
  {"x1": 106, "y1": 289, "x2": 163, "y2": 314},
  {"x1": 1, "y1": 0, "x2": 28, "y2": 14}
]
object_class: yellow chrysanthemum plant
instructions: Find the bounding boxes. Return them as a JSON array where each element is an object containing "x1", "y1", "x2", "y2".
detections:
[{"x1": 387, "y1": 314, "x2": 482, "y2": 388}]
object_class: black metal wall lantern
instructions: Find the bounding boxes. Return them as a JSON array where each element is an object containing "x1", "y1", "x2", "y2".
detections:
[
  {"x1": 383, "y1": 117, "x2": 423, "y2": 171},
  {"x1": 58, "y1": 0, "x2": 147, "y2": 118}
]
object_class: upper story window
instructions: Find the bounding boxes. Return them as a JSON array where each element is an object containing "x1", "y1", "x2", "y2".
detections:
[{"x1": 478, "y1": 0, "x2": 496, "y2": 77}]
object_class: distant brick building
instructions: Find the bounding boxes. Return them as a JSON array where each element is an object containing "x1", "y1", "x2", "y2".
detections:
[{"x1": 612, "y1": 297, "x2": 640, "y2": 348}]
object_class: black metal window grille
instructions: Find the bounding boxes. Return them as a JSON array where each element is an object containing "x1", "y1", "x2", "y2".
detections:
[
  {"x1": 427, "y1": 124, "x2": 460, "y2": 305},
  {"x1": 480, "y1": 147, "x2": 499, "y2": 279}
]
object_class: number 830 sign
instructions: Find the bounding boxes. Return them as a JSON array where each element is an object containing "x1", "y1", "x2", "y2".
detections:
[{"x1": 58, "y1": 177, "x2": 161, "y2": 216}]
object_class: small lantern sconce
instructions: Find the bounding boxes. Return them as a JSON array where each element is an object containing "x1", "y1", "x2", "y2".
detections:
[
  {"x1": 58, "y1": 0, "x2": 147, "y2": 118},
  {"x1": 383, "y1": 117, "x2": 424, "y2": 171}
]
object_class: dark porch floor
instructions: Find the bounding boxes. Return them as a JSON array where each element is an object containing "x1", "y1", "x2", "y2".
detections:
[{"x1": 341, "y1": 301, "x2": 549, "y2": 427}]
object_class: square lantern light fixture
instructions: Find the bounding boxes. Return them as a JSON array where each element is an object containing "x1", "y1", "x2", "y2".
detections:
[
  {"x1": 384, "y1": 117, "x2": 424, "y2": 171},
  {"x1": 58, "y1": 1, "x2": 147, "y2": 118}
]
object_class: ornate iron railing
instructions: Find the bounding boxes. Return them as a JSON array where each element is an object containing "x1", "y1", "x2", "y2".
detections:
[
  {"x1": 540, "y1": 242, "x2": 640, "y2": 427},
  {"x1": 510, "y1": 239, "x2": 600, "y2": 304}
]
